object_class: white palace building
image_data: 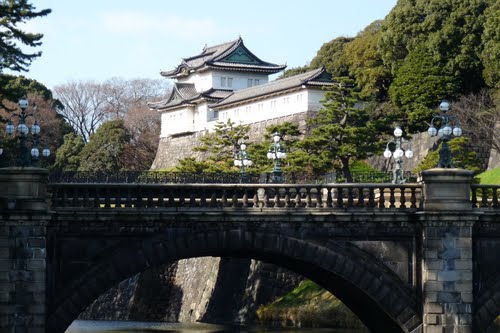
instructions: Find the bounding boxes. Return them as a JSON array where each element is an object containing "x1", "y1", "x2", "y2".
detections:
[
  {"x1": 150, "y1": 37, "x2": 335, "y2": 168},
  {"x1": 151, "y1": 37, "x2": 335, "y2": 138}
]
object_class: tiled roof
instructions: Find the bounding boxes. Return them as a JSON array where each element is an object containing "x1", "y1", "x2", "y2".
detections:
[
  {"x1": 211, "y1": 67, "x2": 334, "y2": 109},
  {"x1": 161, "y1": 37, "x2": 286, "y2": 78},
  {"x1": 148, "y1": 83, "x2": 232, "y2": 110}
]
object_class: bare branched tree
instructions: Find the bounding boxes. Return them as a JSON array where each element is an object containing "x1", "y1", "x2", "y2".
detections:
[
  {"x1": 53, "y1": 81, "x2": 108, "y2": 143},
  {"x1": 452, "y1": 90, "x2": 500, "y2": 154}
]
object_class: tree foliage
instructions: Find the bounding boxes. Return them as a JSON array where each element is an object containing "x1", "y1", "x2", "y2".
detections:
[
  {"x1": 380, "y1": 0, "x2": 488, "y2": 94},
  {"x1": 78, "y1": 120, "x2": 131, "y2": 172},
  {"x1": 0, "y1": 0, "x2": 51, "y2": 72},
  {"x1": 414, "y1": 136, "x2": 483, "y2": 173},
  {"x1": 299, "y1": 78, "x2": 384, "y2": 182},
  {"x1": 310, "y1": 37, "x2": 353, "y2": 77},
  {"x1": 342, "y1": 21, "x2": 392, "y2": 100},
  {"x1": 53, "y1": 132, "x2": 85, "y2": 171},
  {"x1": 480, "y1": 0, "x2": 500, "y2": 89}
]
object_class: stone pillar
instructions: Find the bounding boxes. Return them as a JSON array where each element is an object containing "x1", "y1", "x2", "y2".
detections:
[
  {"x1": 420, "y1": 168, "x2": 475, "y2": 333},
  {"x1": 0, "y1": 167, "x2": 50, "y2": 333}
]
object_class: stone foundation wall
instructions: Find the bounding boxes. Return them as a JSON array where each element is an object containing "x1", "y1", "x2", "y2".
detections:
[{"x1": 152, "y1": 112, "x2": 313, "y2": 170}]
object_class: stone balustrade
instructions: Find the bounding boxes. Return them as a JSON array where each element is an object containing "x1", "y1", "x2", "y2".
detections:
[{"x1": 49, "y1": 183, "x2": 423, "y2": 210}]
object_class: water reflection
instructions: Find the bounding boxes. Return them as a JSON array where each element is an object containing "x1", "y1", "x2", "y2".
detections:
[{"x1": 66, "y1": 320, "x2": 366, "y2": 333}]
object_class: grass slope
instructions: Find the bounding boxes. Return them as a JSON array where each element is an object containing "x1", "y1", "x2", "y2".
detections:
[
  {"x1": 477, "y1": 167, "x2": 500, "y2": 184},
  {"x1": 256, "y1": 280, "x2": 366, "y2": 330}
]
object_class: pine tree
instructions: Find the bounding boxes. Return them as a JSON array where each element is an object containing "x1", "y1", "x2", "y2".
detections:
[{"x1": 0, "y1": 0, "x2": 51, "y2": 73}]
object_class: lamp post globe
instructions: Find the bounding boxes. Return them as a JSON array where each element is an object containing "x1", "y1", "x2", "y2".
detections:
[{"x1": 383, "y1": 126, "x2": 413, "y2": 184}]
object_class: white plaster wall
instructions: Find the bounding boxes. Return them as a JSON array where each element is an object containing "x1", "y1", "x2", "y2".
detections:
[
  {"x1": 211, "y1": 70, "x2": 269, "y2": 90},
  {"x1": 214, "y1": 88, "x2": 322, "y2": 126},
  {"x1": 160, "y1": 106, "x2": 195, "y2": 137},
  {"x1": 177, "y1": 72, "x2": 213, "y2": 92}
]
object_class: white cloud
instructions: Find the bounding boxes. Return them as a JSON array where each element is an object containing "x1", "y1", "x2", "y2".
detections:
[{"x1": 98, "y1": 11, "x2": 217, "y2": 40}]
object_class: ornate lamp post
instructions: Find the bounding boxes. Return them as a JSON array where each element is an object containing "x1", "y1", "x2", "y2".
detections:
[
  {"x1": 3, "y1": 97, "x2": 50, "y2": 167},
  {"x1": 234, "y1": 142, "x2": 252, "y2": 183},
  {"x1": 383, "y1": 126, "x2": 413, "y2": 184},
  {"x1": 266, "y1": 132, "x2": 287, "y2": 183},
  {"x1": 427, "y1": 100, "x2": 462, "y2": 168}
]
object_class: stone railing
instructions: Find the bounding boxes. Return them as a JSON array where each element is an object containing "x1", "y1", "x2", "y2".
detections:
[
  {"x1": 471, "y1": 184, "x2": 500, "y2": 209},
  {"x1": 49, "y1": 183, "x2": 423, "y2": 210}
]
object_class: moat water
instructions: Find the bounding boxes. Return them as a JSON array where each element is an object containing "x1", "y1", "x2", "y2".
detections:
[{"x1": 66, "y1": 320, "x2": 368, "y2": 333}]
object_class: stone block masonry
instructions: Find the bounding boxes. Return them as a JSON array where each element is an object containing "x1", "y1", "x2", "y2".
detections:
[{"x1": 151, "y1": 112, "x2": 313, "y2": 170}]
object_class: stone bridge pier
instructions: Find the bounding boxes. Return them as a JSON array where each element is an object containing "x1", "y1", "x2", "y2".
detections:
[{"x1": 0, "y1": 167, "x2": 499, "y2": 333}]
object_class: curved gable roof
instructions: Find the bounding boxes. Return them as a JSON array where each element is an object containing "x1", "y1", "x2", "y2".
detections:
[{"x1": 161, "y1": 37, "x2": 286, "y2": 78}]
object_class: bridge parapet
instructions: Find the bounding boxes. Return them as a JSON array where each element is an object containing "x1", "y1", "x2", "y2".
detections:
[{"x1": 48, "y1": 183, "x2": 423, "y2": 211}]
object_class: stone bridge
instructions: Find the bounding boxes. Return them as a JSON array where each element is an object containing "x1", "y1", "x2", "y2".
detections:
[{"x1": 0, "y1": 167, "x2": 499, "y2": 333}]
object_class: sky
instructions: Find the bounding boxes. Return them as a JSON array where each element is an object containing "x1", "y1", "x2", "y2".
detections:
[{"x1": 13, "y1": 0, "x2": 398, "y2": 89}]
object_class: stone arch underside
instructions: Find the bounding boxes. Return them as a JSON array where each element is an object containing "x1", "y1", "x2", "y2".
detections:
[
  {"x1": 48, "y1": 229, "x2": 422, "y2": 333},
  {"x1": 475, "y1": 277, "x2": 500, "y2": 332}
]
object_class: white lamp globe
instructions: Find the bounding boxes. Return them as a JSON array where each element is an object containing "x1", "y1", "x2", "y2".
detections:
[
  {"x1": 439, "y1": 100, "x2": 450, "y2": 112},
  {"x1": 405, "y1": 150, "x2": 414, "y2": 159},
  {"x1": 31, "y1": 123, "x2": 41, "y2": 135},
  {"x1": 18, "y1": 123, "x2": 28, "y2": 135},
  {"x1": 30, "y1": 148, "x2": 39, "y2": 158},
  {"x1": 393, "y1": 127, "x2": 403, "y2": 137},
  {"x1": 427, "y1": 126, "x2": 437, "y2": 137},
  {"x1": 442, "y1": 125, "x2": 452, "y2": 136},
  {"x1": 383, "y1": 149, "x2": 392, "y2": 159},
  {"x1": 0, "y1": 148, "x2": 3, "y2": 155},
  {"x1": 247, "y1": 160, "x2": 253, "y2": 166},
  {"x1": 438, "y1": 128, "x2": 444, "y2": 138},
  {"x1": 18, "y1": 98, "x2": 28, "y2": 110},
  {"x1": 267, "y1": 152, "x2": 274, "y2": 159},
  {"x1": 281, "y1": 152, "x2": 287, "y2": 159},
  {"x1": 6, "y1": 122, "x2": 15, "y2": 135},
  {"x1": 273, "y1": 134, "x2": 280, "y2": 143},
  {"x1": 240, "y1": 143, "x2": 246, "y2": 150},
  {"x1": 453, "y1": 127, "x2": 462, "y2": 137},
  {"x1": 394, "y1": 148, "x2": 404, "y2": 158},
  {"x1": 42, "y1": 148, "x2": 50, "y2": 157}
]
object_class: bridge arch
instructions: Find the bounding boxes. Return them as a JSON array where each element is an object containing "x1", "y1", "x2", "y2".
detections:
[
  {"x1": 48, "y1": 229, "x2": 422, "y2": 333},
  {"x1": 475, "y1": 278, "x2": 500, "y2": 332}
]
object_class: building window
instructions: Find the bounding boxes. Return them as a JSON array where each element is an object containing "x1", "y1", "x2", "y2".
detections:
[
  {"x1": 254, "y1": 79, "x2": 260, "y2": 86},
  {"x1": 221, "y1": 77, "x2": 226, "y2": 87},
  {"x1": 297, "y1": 94, "x2": 303, "y2": 103},
  {"x1": 258, "y1": 103, "x2": 263, "y2": 111},
  {"x1": 227, "y1": 77, "x2": 233, "y2": 88},
  {"x1": 283, "y1": 97, "x2": 289, "y2": 104},
  {"x1": 270, "y1": 100, "x2": 276, "y2": 109},
  {"x1": 247, "y1": 78, "x2": 253, "y2": 87}
]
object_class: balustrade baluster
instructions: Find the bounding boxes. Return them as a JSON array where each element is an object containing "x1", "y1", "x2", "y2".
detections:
[
  {"x1": 232, "y1": 191, "x2": 238, "y2": 208},
  {"x1": 210, "y1": 192, "x2": 217, "y2": 207},
  {"x1": 115, "y1": 188, "x2": 122, "y2": 208},
  {"x1": 178, "y1": 189, "x2": 186, "y2": 207},
  {"x1": 492, "y1": 188, "x2": 499, "y2": 209},
  {"x1": 357, "y1": 187, "x2": 364, "y2": 207},
  {"x1": 399, "y1": 187, "x2": 406, "y2": 209},
  {"x1": 146, "y1": 189, "x2": 153, "y2": 208},
  {"x1": 294, "y1": 188, "x2": 302, "y2": 208},
  {"x1": 136, "y1": 187, "x2": 143, "y2": 208},
  {"x1": 274, "y1": 188, "x2": 281, "y2": 208},
  {"x1": 242, "y1": 189, "x2": 249, "y2": 208},
  {"x1": 252, "y1": 191, "x2": 260, "y2": 208},
  {"x1": 389, "y1": 187, "x2": 396, "y2": 208},
  {"x1": 316, "y1": 187, "x2": 322, "y2": 208},
  {"x1": 125, "y1": 188, "x2": 132, "y2": 208},
  {"x1": 190, "y1": 192, "x2": 197, "y2": 207},
  {"x1": 263, "y1": 190, "x2": 271, "y2": 208},
  {"x1": 368, "y1": 187, "x2": 375, "y2": 208},
  {"x1": 378, "y1": 187, "x2": 385, "y2": 209},
  {"x1": 410, "y1": 187, "x2": 417, "y2": 209},
  {"x1": 83, "y1": 187, "x2": 89, "y2": 207},
  {"x1": 199, "y1": 189, "x2": 207, "y2": 207},
  {"x1": 325, "y1": 187, "x2": 333, "y2": 208},
  {"x1": 481, "y1": 188, "x2": 489, "y2": 208},
  {"x1": 347, "y1": 188, "x2": 354, "y2": 208},
  {"x1": 221, "y1": 190, "x2": 228, "y2": 207},
  {"x1": 305, "y1": 188, "x2": 312, "y2": 208},
  {"x1": 336, "y1": 187, "x2": 343, "y2": 209},
  {"x1": 471, "y1": 187, "x2": 478, "y2": 208},
  {"x1": 284, "y1": 188, "x2": 291, "y2": 208},
  {"x1": 158, "y1": 189, "x2": 165, "y2": 208}
]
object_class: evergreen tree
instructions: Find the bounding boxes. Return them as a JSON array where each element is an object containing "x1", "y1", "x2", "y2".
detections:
[
  {"x1": 53, "y1": 132, "x2": 85, "y2": 171},
  {"x1": 299, "y1": 78, "x2": 383, "y2": 182},
  {"x1": 78, "y1": 120, "x2": 131, "y2": 172},
  {"x1": 0, "y1": 0, "x2": 51, "y2": 73}
]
